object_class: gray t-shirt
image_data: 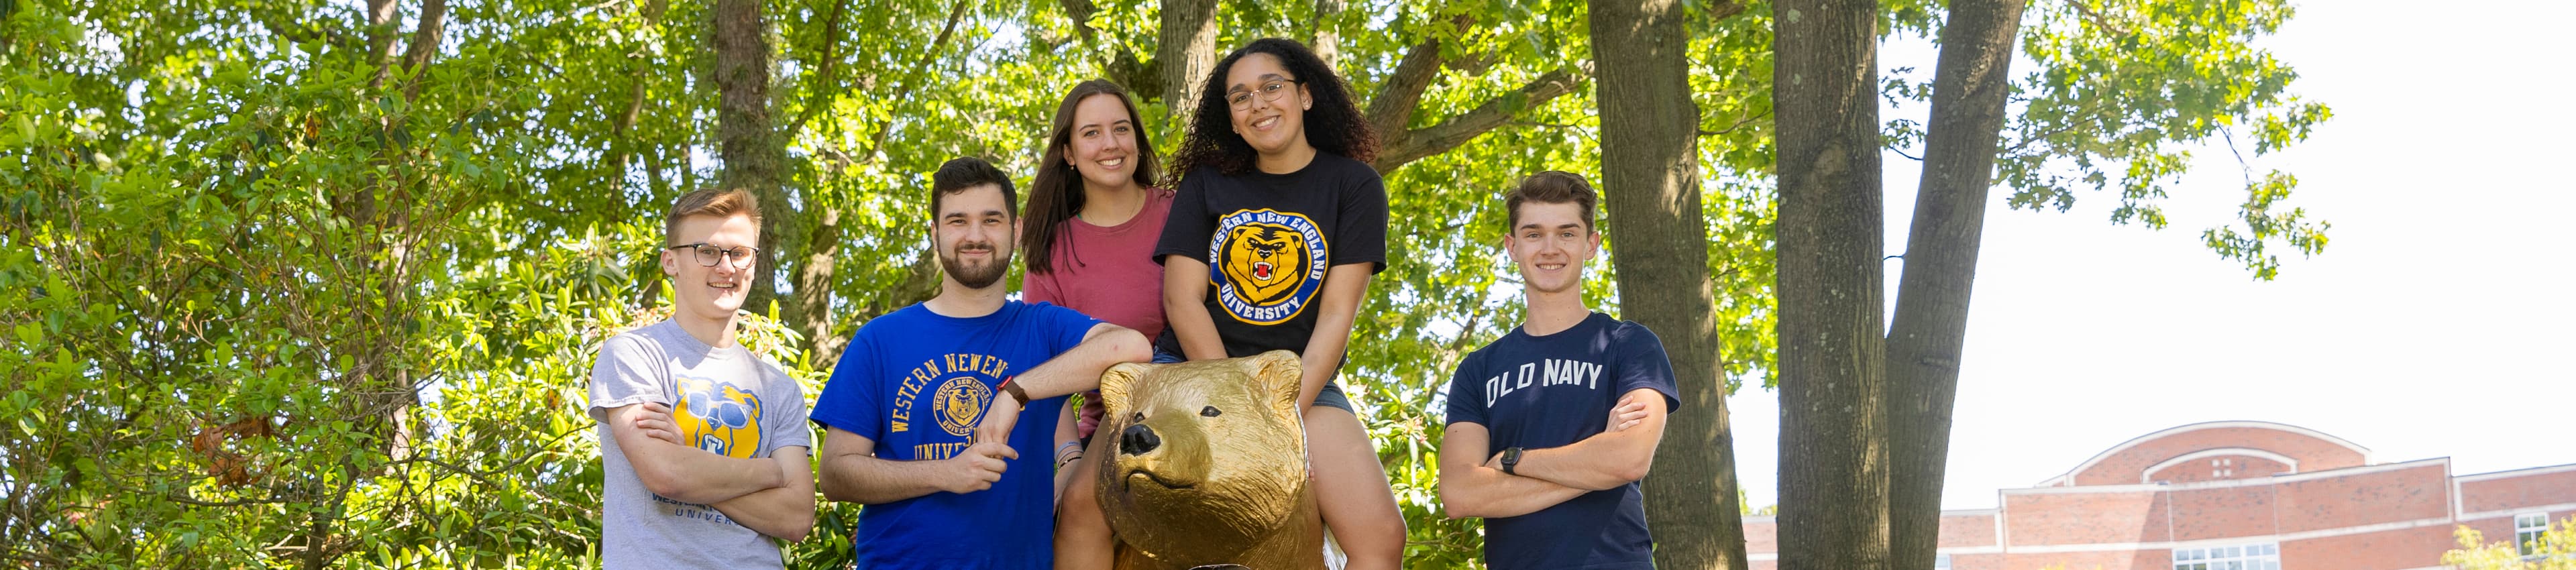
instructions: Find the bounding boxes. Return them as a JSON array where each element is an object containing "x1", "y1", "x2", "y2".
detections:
[{"x1": 586, "y1": 319, "x2": 812, "y2": 569}]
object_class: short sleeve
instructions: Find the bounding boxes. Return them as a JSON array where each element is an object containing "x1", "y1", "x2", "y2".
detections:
[
  {"x1": 586, "y1": 333, "x2": 671, "y2": 422},
  {"x1": 1153, "y1": 171, "x2": 1214, "y2": 266},
  {"x1": 764, "y1": 365, "x2": 814, "y2": 451},
  {"x1": 1032, "y1": 302, "x2": 1106, "y2": 355},
  {"x1": 1611, "y1": 322, "x2": 1683, "y2": 414},
  {"x1": 1442, "y1": 352, "x2": 1489, "y2": 426},
  {"x1": 810, "y1": 331, "x2": 885, "y2": 441},
  {"x1": 1332, "y1": 164, "x2": 1389, "y2": 273},
  {"x1": 1023, "y1": 265, "x2": 1064, "y2": 306}
]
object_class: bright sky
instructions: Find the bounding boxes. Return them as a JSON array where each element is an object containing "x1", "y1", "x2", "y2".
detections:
[{"x1": 1727, "y1": 0, "x2": 2576, "y2": 511}]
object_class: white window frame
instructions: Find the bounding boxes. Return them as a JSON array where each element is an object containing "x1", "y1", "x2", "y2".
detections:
[
  {"x1": 1933, "y1": 553, "x2": 1951, "y2": 569},
  {"x1": 2171, "y1": 542, "x2": 2279, "y2": 570},
  {"x1": 2518, "y1": 512, "x2": 2551, "y2": 557}
]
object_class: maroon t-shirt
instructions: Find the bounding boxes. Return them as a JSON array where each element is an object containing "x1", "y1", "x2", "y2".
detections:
[{"x1": 1024, "y1": 188, "x2": 1173, "y2": 438}]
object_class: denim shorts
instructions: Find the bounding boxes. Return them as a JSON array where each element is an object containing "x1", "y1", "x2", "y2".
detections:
[{"x1": 1150, "y1": 349, "x2": 1354, "y2": 414}]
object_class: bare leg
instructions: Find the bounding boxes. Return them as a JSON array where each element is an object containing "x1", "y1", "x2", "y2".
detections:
[
  {"x1": 1303, "y1": 405, "x2": 1405, "y2": 570},
  {"x1": 1055, "y1": 435, "x2": 1117, "y2": 570}
]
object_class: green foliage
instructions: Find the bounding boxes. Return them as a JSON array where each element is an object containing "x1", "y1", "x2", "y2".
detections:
[
  {"x1": 1994, "y1": 0, "x2": 2332, "y2": 279},
  {"x1": 1, "y1": 0, "x2": 2326, "y2": 567},
  {"x1": 2445, "y1": 518, "x2": 2576, "y2": 570}
]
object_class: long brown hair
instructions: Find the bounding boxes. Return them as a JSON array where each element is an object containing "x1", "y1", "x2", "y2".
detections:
[
  {"x1": 1021, "y1": 79, "x2": 1161, "y2": 274},
  {"x1": 1165, "y1": 38, "x2": 1379, "y2": 182}
]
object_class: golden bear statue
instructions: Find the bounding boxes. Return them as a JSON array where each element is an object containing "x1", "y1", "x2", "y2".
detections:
[{"x1": 1095, "y1": 350, "x2": 1324, "y2": 570}]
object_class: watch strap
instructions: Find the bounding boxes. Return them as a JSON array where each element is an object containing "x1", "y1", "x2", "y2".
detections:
[{"x1": 997, "y1": 375, "x2": 1031, "y2": 407}]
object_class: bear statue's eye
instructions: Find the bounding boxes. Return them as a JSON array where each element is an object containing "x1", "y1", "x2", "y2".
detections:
[
  {"x1": 1200, "y1": 406, "x2": 1222, "y2": 417},
  {"x1": 1132, "y1": 412, "x2": 1145, "y2": 422}
]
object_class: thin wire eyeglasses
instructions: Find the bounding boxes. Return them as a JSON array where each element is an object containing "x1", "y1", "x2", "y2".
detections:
[{"x1": 1226, "y1": 78, "x2": 1303, "y2": 111}]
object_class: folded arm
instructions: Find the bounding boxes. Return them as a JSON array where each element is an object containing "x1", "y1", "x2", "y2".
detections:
[
  {"x1": 1436, "y1": 422, "x2": 1589, "y2": 519},
  {"x1": 1506, "y1": 388, "x2": 1669, "y2": 491},
  {"x1": 604, "y1": 402, "x2": 785, "y2": 505},
  {"x1": 710, "y1": 446, "x2": 816, "y2": 542}
]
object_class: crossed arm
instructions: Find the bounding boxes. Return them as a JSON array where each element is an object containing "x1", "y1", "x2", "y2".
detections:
[
  {"x1": 1438, "y1": 388, "x2": 1669, "y2": 518},
  {"x1": 606, "y1": 402, "x2": 814, "y2": 541}
]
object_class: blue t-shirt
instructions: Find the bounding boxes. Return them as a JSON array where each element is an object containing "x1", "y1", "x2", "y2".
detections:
[
  {"x1": 1443, "y1": 312, "x2": 1682, "y2": 570},
  {"x1": 812, "y1": 301, "x2": 1102, "y2": 570}
]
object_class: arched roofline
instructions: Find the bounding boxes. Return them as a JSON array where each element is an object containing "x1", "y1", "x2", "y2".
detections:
[
  {"x1": 2034, "y1": 420, "x2": 2370, "y2": 487},
  {"x1": 2139, "y1": 447, "x2": 2302, "y2": 483}
]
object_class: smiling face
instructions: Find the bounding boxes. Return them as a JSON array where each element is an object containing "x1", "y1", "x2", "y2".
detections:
[
  {"x1": 1507, "y1": 201, "x2": 1600, "y2": 295},
  {"x1": 934, "y1": 182, "x2": 1017, "y2": 290},
  {"x1": 1223, "y1": 53, "x2": 1311, "y2": 158},
  {"x1": 1068, "y1": 93, "x2": 1143, "y2": 192},
  {"x1": 661, "y1": 211, "x2": 759, "y2": 323}
]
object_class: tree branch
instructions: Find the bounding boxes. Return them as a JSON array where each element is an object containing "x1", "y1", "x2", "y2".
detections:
[
  {"x1": 1701, "y1": 109, "x2": 1772, "y2": 136},
  {"x1": 797, "y1": 0, "x2": 966, "y2": 153},
  {"x1": 397, "y1": 0, "x2": 449, "y2": 100},
  {"x1": 2062, "y1": 0, "x2": 2130, "y2": 37},
  {"x1": 1058, "y1": 0, "x2": 1098, "y2": 39},
  {"x1": 1371, "y1": 64, "x2": 1590, "y2": 173},
  {"x1": 784, "y1": 0, "x2": 851, "y2": 139},
  {"x1": 1705, "y1": 0, "x2": 1750, "y2": 21},
  {"x1": 1364, "y1": 13, "x2": 1472, "y2": 139}
]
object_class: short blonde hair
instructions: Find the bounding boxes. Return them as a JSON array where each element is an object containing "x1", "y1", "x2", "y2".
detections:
[{"x1": 663, "y1": 188, "x2": 763, "y2": 243}]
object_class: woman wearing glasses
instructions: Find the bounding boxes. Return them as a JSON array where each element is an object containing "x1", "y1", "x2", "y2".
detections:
[{"x1": 1152, "y1": 37, "x2": 1404, "y2": 569}]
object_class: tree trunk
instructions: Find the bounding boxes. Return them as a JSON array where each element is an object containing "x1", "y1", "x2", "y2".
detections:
[
  {"x1": 1771, "y1": 0, "x2": 1890, "y2": 568},
  {"x1": 1309, "y1": 0, "x2": 1344, "y2": 68},
  {"x1": 794, "y1": 207, "x2": 843, "y2": 366},
  {"x1": 712, "y1": 0, "x2": 788, "y2": 316},
  {"x1": 1155, "y1": 0, "x2": 1219, "y2": 117},
  {"x1": 1585, "y1": 2, "x2": 1748, "y2": 569},
  {"x1": 1886, "y1": 1, "x2": 2027, "y2": 568},
  {"x1": 364, "y1": 0, "x2": 400, "y2": 88}
]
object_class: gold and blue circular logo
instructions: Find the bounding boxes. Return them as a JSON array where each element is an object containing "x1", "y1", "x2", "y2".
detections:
[
  {"x1": 931, "y1": 376, "x2": 991, "y2": 437},
  {"x1": 1209, "y1": 209, "x2": 1328, "y2": 325}
]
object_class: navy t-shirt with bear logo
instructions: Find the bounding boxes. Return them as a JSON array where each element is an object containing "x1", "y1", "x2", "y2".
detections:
[
  {"x1": 1444, "y1": 312, "x2": 1683, "y2": 570},
  {"x1": 1152, "y1": 152, "x2": 1387, "y2": 358}
]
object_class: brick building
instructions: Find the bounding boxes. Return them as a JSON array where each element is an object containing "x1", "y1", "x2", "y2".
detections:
[{"x1": 1743, "y1": 420, "x2": 2576, "y2": 569}]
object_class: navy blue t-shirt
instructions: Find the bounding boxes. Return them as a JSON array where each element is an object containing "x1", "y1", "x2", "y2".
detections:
[
  {"x1": 1444, "y1": 312, "x2": 1682, "y2": 570},
  {"x1": 811, "y1": 301, "x2": 1101, "y2": 570},
  {"x1": 1151, "y1": 153, "x2": 1388, "y2": 358}
]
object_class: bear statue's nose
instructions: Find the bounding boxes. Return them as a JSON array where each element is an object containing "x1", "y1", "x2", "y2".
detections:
[{"x1": 1119, "y1": 423, "x2": 1162, "y2": 456}]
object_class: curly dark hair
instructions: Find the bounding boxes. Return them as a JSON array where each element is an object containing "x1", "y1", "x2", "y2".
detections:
[
  {"x1": 1021, "y1": 79, "x2": 1161, "y2": 274},
  {"x1": 1165, "y1": 38, "x2": 1379, "y2": 182}
]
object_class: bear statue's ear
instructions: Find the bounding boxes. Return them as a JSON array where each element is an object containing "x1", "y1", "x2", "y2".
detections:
[
  {"x1": 1097, "y1": 361, "x2": 1150, "y2": 418},
  {"x1": 1238, "y1": 350, "x2": 1303, "y2": 417}
]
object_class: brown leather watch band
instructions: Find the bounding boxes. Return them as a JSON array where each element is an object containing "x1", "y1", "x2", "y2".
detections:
[{"x1": 998, "y1": 375, "x2": 1030, "y2": 406}]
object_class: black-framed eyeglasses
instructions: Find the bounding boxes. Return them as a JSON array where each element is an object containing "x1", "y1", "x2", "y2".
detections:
[
  {"x1": 1226, "y1": 78, "x2": 1303, "y2": 111},
  {"x1": 667, "y1": 243, "x2": 759, "y2": 268}
]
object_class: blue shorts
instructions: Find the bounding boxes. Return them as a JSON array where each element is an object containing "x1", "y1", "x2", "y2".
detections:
[{"x1": 1151, "y1": 349, "x2": 1354, "y2": 414}]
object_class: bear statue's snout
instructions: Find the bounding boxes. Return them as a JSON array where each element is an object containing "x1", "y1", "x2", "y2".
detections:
[{"x1": 1120, "y1": 422, "x2": 1163, "y2": 456}]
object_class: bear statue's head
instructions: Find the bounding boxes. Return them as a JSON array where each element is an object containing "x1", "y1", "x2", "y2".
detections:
[{"x1": 1095, "y1": 350, "x2": 1310, "y2": 560}]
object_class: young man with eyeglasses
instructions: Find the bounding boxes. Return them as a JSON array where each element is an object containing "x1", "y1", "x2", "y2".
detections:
[
  {"x1": 810, "y1": 156, "x2": 1150, "y2": 569},
  {"x1": 585, "y1": 188, "x2": 815, "y2": 569},
  {"x1": 1436, "y1": 172, "x2": 1679, "y2": 570}
]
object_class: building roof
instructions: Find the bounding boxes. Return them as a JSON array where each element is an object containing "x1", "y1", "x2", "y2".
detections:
[{"x1": 2033, "y1": 420, "x2": 2373, "y2": 488}]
